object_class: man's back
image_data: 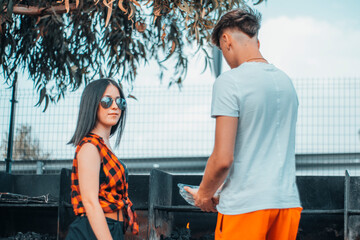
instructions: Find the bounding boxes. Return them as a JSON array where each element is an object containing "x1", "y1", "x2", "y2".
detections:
[{"x1": 211, "y1": 62, "x2": 301, "y2": 215}]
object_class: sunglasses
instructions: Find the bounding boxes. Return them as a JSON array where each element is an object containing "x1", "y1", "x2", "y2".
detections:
[{"x1": 100, "y1": 96, "x2": 127, "y2": 110}]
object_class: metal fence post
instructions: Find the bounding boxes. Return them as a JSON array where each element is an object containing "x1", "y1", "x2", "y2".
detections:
[
  {"x1": 36, "y1": 161, "x2": 44, "y2": 175},
  {"x1": 5, "y1": 75, "x2": 18, "y2": 174},
  {"x1": 344, "y1": 170, "x2": 350, "y2": 240}
]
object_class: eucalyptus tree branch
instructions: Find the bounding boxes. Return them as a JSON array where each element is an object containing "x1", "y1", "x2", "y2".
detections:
[
  {"x1": 0, "y1": 0, "x2": 266, "y2": 111},
  {"x1": 9, "y1": 4, "x2": 78, "y2": 15}
]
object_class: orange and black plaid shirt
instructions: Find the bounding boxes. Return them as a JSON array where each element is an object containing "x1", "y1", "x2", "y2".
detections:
[{"x1": 70, "y1": 133, "x2": 139, "y2": 235}]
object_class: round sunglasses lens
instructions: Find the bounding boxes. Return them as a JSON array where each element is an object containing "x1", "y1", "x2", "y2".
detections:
[
  {"x1": 115, "y1": 98, "x2": 126, "y2": 110},
  {"x1": 100, "y1": 97, "x2": 112, "y2": 109},
  {"x1": 121, "y1": 99, "x2": 127, "y2": 108}
]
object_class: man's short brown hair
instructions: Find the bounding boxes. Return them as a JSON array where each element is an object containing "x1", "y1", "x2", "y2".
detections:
[{"x1": 211, "y1": 7, "x2": 262, "y2": 47}]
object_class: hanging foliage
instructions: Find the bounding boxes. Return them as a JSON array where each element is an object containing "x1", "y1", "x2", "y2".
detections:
[{"x1": 0, "y1": 0, "x2": 265, "y2": 110}]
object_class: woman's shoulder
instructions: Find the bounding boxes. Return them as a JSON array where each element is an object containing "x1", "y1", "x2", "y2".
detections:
[
  {"x1": 77, "y1": 142, "x2": 101, "y2": 160},
  {"x1": 74, "y1": 133, "x2": 103, "y2": 155},
  {"x1": 78, "y1": 133, "x2": 103, "y2": 147}
]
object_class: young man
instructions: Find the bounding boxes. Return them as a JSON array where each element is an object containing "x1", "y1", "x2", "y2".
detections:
[{"x1": 185, "y1": 7, "x2": 302, "y2": 240}]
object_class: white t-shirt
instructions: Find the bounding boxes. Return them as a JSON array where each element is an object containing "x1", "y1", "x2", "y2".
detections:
[{"x1": 211, "y1": 62, "x2": 301, "y2": 215}]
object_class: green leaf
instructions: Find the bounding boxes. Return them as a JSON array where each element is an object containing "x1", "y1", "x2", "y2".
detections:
[
  {"x1": 35, "y1": 87, "x2": 47, "y2": 108},
  {"x1": 127, "y1": 94, "x2": 137, "y2": 101}
]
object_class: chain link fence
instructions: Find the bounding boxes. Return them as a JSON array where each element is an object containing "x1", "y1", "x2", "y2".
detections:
[{"x1": 0, "y1": 77, "x2": 359, "y2": 175}]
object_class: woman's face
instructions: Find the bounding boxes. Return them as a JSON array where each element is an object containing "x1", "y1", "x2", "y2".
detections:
[{"x1": 96, "y1": 84, "x2": 122, "y2": 128}]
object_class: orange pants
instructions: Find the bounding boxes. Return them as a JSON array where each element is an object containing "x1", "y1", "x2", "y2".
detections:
[{"x1": 215, "y1": 208, "x2": 302, "y2": 240}]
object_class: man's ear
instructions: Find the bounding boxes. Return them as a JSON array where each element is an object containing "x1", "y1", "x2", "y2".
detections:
[
  {"x1": 257, "y1": 39, "x2": 260, "y2": 49},
  {"x1": 222, "y1": 33, "x2": 231, "y2": 50}
]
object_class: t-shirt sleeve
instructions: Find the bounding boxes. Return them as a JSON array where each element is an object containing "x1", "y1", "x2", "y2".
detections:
[{"x1": 211, "y1": 75, "x2": 240, "y2": 118}]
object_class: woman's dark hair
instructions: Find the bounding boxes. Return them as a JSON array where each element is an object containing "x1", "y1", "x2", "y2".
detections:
[
  {"x1": 68, "y1": 78, "x2": 127, "y2": 147},
  {"x1": 211, "y1": 7, "x2": 262, "y2": 47}
]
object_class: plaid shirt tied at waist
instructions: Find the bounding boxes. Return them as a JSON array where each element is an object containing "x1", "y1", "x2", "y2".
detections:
[{"x1": 70, "y1": 133, "x2": 139, "y2": 235}]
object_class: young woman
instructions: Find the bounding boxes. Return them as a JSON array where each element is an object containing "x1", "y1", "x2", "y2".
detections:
[{"x1": 66, "y1": 78, "x2": 139, "y2": 240}]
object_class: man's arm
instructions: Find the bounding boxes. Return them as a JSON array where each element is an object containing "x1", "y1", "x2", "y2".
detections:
[{"x1": 186, "y1": 116, "x2": 238, "y2": 212}]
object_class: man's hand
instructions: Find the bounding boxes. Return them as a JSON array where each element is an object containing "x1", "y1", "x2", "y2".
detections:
[{"x1": 184, "y1": 186, "x2": 218, "y2": 212}]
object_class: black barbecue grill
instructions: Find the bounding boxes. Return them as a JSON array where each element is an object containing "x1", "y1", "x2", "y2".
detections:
[
  {"x1": 2, "y1": 169, "x2": 360, "y2": 239},
  {"x1": 148, "y1": 169, "x2": 217, "y2": 239},
  {"x1": 147, "y1": 169, "x2": 360, "y2": 240}
]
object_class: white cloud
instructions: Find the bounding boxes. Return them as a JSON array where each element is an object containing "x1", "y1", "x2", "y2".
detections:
[{"x1": 259, "y1": 16, "x2": 360, "y2": 78}]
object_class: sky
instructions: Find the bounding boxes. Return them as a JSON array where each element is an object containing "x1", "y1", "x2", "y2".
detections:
[
  {"x1": 127, "y1": 0, "x2": 360, "y2": 86},
  {"x1": 1, "y1": 0, "x2": 359, "y2": 163},
  {"x1": 230, "y1": 0, "x2": 360, "y2": 78}
]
